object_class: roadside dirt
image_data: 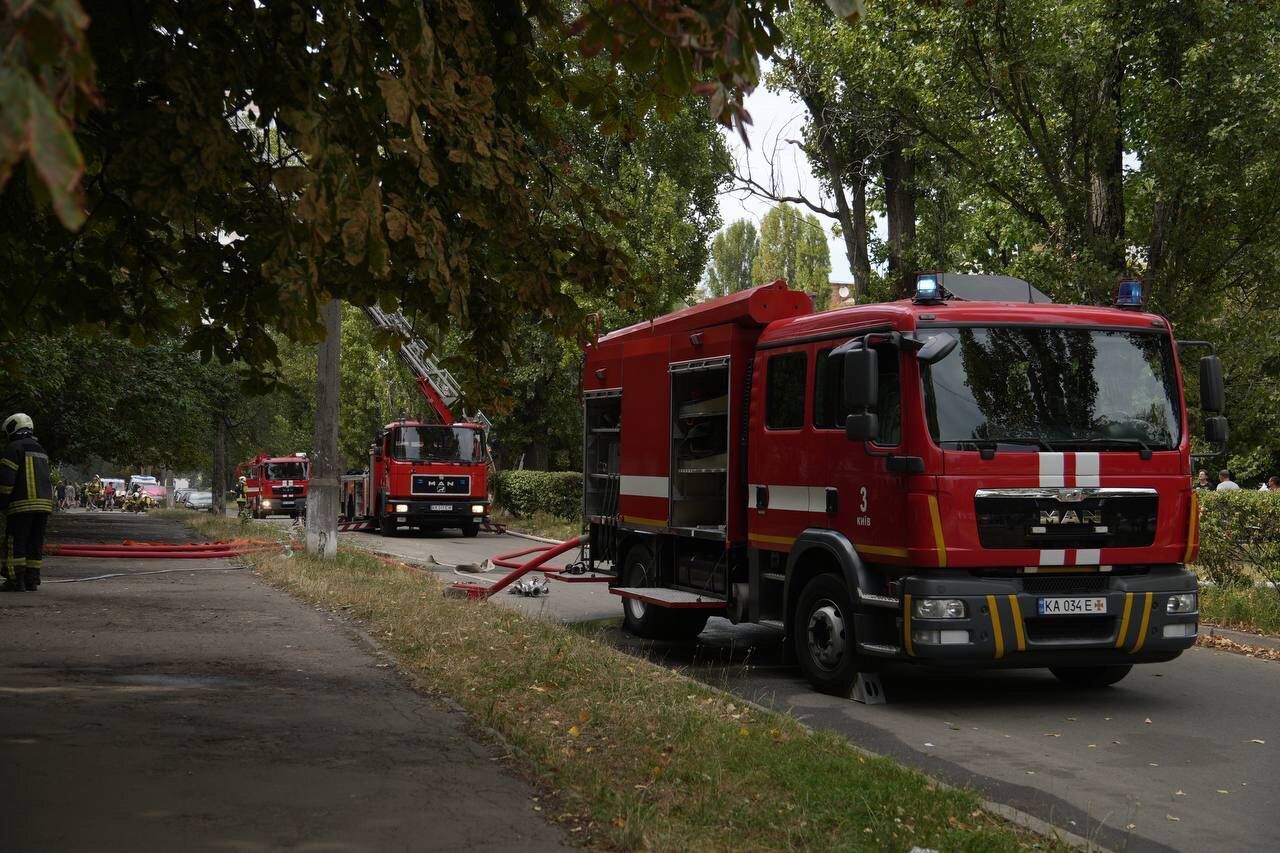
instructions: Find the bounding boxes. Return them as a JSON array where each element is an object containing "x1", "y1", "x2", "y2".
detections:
[{"x1": 0, "y1": 511, "x2": 571, "y2": 852}]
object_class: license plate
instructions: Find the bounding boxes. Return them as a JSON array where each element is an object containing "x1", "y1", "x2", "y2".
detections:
[
  {"x1": 430, "y1": 504, "x2": 453, "y2": 511},
  {"x1": 1038, "y1": 596, "x2": 1108, "y2": 616}
]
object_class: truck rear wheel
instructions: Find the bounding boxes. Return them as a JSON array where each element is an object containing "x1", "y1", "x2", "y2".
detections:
[
  {"x1": 794, "y1": 573, "x2": 864, "y2": 697},
  {"x1": 1049, "y1": 665, "x2": 1132, "y2": 688},
  {"x1": 618, "y1": 544, "x2": 708, "y2": 641}
]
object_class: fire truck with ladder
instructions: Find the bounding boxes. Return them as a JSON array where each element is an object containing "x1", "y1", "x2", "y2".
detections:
[
  {"x1": 238, "y1": 452, "x2": 310, "y2": 519},
  {"x1": 579, "y1": 274, "x2": 1226, "y2": 695},
  {"x1": 340, "y1": 306, "x2": 492, "y2": 538}
]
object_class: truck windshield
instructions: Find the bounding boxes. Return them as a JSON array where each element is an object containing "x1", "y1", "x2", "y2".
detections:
[
  {"x1": 921, "y1": 327, "x2": 1181, "y2": 451},
  {"x1": 265, "y1": 461, "x2": 308, "y2": 480},
  {"x1": 391, "y1": 426, "x2": 485, "y2": 463}
]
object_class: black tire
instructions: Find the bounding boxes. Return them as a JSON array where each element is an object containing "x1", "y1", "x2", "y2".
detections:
[
  {"x1": 619, "y1": 543, "x2": 669, "y2": 639},
  {"x1": 794, "y1": 573, "x2": 863, "y2": 697},
  {"x1": 1049, "y1": 665, "x2": 1132, "y2": 688},
  {"x1": 379, "y1": 515, "x2": 396, "y2": 536},
  {"x1": 345, "y1": 495, "x2": 356, "y2": 521},
  {"x1": 461, "y1": 521, "x2": 480, "y2": 538},
  {"x1": 618, "y1": 544, "x2": 709, "y2": 641}
]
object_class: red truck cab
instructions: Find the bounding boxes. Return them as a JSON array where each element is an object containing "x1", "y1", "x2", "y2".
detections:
[
  {"x1": 582, "y1": 277, "x2": 1226, "y2": 694},
  {"x1": 365, "y1": 420, "x2": 489, "y2": 537},
  {"x1": 241, "y1": 453, "x2": 310, "y2": 518}
]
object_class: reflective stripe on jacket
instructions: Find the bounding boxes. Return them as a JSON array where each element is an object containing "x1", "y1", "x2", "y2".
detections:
[{"x1": 0, "y1": 434, "x2": 54, "y2": 514}]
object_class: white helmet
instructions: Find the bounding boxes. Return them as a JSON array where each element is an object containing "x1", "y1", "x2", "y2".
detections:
[{"x1": 3, "y1": 413, "x2": 33, "y2": 437}]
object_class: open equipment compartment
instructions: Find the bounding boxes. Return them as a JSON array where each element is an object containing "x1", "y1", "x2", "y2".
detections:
[
  {"x1": 583, "y1": 388, "x2": 622, "y2": 521},
  {"x1": 669, "y1": 357, "x2": 729, "y2": 534}
]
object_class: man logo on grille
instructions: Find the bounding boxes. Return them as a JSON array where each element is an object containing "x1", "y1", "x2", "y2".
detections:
[{"x1": 1040, "y1": 509, "x2": 1102, "y2": 525}]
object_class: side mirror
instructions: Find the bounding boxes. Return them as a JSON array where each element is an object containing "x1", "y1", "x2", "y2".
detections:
[
  {"x1": 1199, "y1": 355, "x2": 1225, "y2": 413},
  {"x1": 916, "y1": 331, "x2": 958, "y2": 365},
  {"x1": 843, "y1": 346, "x2": 878, "y2": 411},
  {"x1": 1205, "y1": 415, "x2": 1228, "y2": 446}
]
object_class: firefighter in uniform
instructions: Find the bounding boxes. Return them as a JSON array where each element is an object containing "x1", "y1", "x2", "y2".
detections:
[{"x1": 1, "y1": 413, "x2": 55, "y2": 592}]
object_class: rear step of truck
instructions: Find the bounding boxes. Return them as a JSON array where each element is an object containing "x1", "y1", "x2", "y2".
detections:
[{"x1": 610, "y1": 587, "x2": 727, "y2": 609}]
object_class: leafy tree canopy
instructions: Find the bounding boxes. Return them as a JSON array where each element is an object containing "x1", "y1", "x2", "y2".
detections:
[
  {"x1": 705, "y1": 219, "x2": 759, "y2": 298},
  {"x1": 753, "y1": 203, "x2": 831, "y2": 308}
]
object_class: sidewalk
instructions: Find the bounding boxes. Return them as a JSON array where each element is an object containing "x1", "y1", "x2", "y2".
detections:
[{"x1": 0, "y1": 512, "x2": 570, "y2": 852}]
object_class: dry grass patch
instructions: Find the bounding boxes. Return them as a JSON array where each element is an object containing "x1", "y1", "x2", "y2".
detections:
[{"x1": 176, "y1": 512, "x2": 1063, "y2": 851}]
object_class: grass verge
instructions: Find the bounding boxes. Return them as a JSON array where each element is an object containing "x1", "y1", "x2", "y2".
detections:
[
  {"x1": 490, "y1": 508, "x2": 581, "y2": 542},
  {"x1": 1199, "y1": 584, "x2": 1280, "y2": 636},
  {"x1": 174, "y1": 511, "x2": 1062, "y2": 851}
]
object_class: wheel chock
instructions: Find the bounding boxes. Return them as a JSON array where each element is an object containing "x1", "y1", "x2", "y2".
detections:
[{"x1": 853, "y1": 672, "x2": 885, "y2": 705}]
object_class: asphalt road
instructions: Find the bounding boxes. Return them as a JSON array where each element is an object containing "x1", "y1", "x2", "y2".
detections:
[
  {"x1": 321, "y1": 521, "x2": 1280, "y2": 853},
  {"x1": 0, "y1": 512, "x2": 570, "y2": 853}
]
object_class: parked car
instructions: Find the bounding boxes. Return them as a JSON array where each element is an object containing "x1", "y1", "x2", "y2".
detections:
[{"x1": 182, "y1": 490, "x2": 213, "y2": 510}]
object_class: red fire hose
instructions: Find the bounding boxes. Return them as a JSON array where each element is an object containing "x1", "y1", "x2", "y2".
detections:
[
  {"x1": 451, "y1": 535, "x2": 585, "y2": 600},
  {"x1": 46, "y1": 541, "x2": 275, "y2": 559}
]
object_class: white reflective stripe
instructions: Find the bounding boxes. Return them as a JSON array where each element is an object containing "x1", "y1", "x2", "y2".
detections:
[
  {"x1": 748, "y1": 484, "x2": 831, "y2": 512},
  {"x1": 1038, "y1": 453, "x2": 1065, "y2": 488},
  {"x1": 619, "y1": 475, "x2": 668, "y2": 498},
  {"x1": 768, "y1": 485, "x2": 811, "y2": 512},
  {"x1": 1076, "y1": 452, "x2": 1100, "y2": 487},
  {"x1": 1075, "y1": 548, "x2": 1101, "y2": 565},
  {"x1": 1038, "y1": 549, "x2": 1066, "y2": 566}
]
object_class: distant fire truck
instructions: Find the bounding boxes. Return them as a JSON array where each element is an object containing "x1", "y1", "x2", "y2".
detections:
[
  {"x1": 238, "y1": 452, "x2": 310, "y2": 518},
  {"x1": 582, "y1": 276, "x2": 1226, "y2": 694},
  {"x1": 340, "y1": 306, "x2": 491, "y2": 537}
]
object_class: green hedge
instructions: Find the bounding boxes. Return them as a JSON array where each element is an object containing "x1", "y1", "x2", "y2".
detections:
[
  {"x1": 492, "y1": 470, "x2": 582, "y2": 519},
  {"x1": 1196, "y1": 490, "x2": 1280, "y2": 587}
]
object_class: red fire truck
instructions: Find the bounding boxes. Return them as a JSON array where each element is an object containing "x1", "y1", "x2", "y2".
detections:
[
  {"x1": 238, "y1": 452, "x2": 310, "y2": 518},
  {"x1": 346, "y1": 419, "x2": 490, "y2": 537},
  {"x1": 582, "y1": 275, "x2": 1226, "y2": 694},
  {"x1": 340, "y1": 305, "x2": 491, "y2": 537}
]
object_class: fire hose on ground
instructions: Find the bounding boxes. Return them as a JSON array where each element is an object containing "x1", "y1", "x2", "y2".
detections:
[
  {"x1": 449, "y1": 535, "x2": 585, "y2": 600},
  {"x1": 45, "y1": 540, "x2": 276, "y2": 559}
]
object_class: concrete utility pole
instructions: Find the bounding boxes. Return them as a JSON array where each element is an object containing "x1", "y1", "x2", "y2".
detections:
[{"x1": 306, "y1": 298, "x2": 341, "y2": 558}]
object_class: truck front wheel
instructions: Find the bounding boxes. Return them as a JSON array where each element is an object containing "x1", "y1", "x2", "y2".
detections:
[
  {"x1": 461, "y1": 521, "x2": 480, "y2": 538},
  {"x1": 1049, "y1": 665, "x2": 1132, "y2": 688},
  {"x1": 794, "y1": 573, "x2": 864, "y2": 697}
]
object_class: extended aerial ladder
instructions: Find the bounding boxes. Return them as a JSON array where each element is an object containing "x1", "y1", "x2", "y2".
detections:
[{"x1": 361, "y1": 305, "x2": 491, "y2": 430}]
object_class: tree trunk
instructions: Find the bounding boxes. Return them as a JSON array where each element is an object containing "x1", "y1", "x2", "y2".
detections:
[
  {"x1": 797, "y1": 84, "x2": 871, "y2": 299},
  {"x1": 306, "y1": 299, "x2": 341, "y2": 559},
  {"x1": 211, "y1": 412, "x2": 227, "y2": 516},
  {"x1": 883, "y1": 136, "x2": 917, "y2": 299},
  {"x1": 1086, "y1": 48, "x2": 1126, "y2": 282}
]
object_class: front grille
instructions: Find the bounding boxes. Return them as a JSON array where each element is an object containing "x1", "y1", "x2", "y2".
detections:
[
  {"x1": 1026, "y1": 616, "x2": 1114, "y2": 643},
  {"x1": 976, "y1": 494, "x2": 1157, "y2": 549},
  {"x1": 274, "y1": 486, "x2": 302, "y2": 498},
  {"x1": 1022, "y1": 575, "x2": 1110, "y2": 594}
]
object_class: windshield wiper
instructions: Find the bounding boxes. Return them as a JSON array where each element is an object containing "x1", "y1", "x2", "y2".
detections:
[
  {"x1": 943, "y1": 436, "x2": 1056, "y2": 458},
  {"x1": 1069, "y1": 437, "x2": 1154, "y2": 460}
]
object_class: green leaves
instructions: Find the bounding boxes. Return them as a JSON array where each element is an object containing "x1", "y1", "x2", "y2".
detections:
[{"x1": 0, "y1": 0, "x2": 97, "y2": 229}]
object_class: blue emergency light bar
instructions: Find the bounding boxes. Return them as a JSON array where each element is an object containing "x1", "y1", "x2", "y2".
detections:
[
  {"x1": 913, "y1": 272, "x2": 943, "y2": 304},
  {"x1": 1115, "y1": 278, "x2": 1147, "y2": 309}
]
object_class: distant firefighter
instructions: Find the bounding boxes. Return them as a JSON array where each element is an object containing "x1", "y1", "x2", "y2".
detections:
[{"x1": 1, "y1": 413, "x2": 54, "y2": 592}]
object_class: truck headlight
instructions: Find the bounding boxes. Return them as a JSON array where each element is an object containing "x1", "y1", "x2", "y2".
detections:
[
  {"x1": 913, "y1": 598, "x2": 966, "y2": 619},
  {"x1": 261, "y1": 500, "x2": 272, "y2": 508},
  {"x1": 1167, "y1": 593, "x2": 1197, "y2": 614},
  {"x1": 471, "y1": 504, "x2": 485, "y2": 514},
  {"x1": 395, "y1": 503, "x2": 409, "y2": 513}
]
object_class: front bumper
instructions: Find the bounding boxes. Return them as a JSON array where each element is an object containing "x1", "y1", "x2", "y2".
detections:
[
  {"x1": 390, "y1": 499, "x2": 488, "y2": 526},
  {"x1": 898, "y1": 566, "x2": 1198, "y2": 667}
]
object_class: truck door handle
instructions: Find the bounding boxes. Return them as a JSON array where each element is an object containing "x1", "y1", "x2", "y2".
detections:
[
  {"x1": 825, "y1": 488, "x2": 838, "y2": 514},
  {"x1": 755, "y1": 485, "x2": 769, "y2": 511}
]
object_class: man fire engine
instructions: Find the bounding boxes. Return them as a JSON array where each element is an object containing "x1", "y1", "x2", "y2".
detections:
[
  {"x1": 348, "y1": 419, "x2": 489, "y2": 538},
  {"x1": 339, "y1": 305, "x2": 491, "y2": 537},
  {"x1": 582, "y1": 275, "x2": 1225, "y2": 694},
  {"x1": 238, "y1": 452, "x2": 310, "y2": 518}
]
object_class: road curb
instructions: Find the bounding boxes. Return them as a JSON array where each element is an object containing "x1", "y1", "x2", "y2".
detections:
[{"x1": 1202, "y1": 623, "x2": 1280, "y2": 652}]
